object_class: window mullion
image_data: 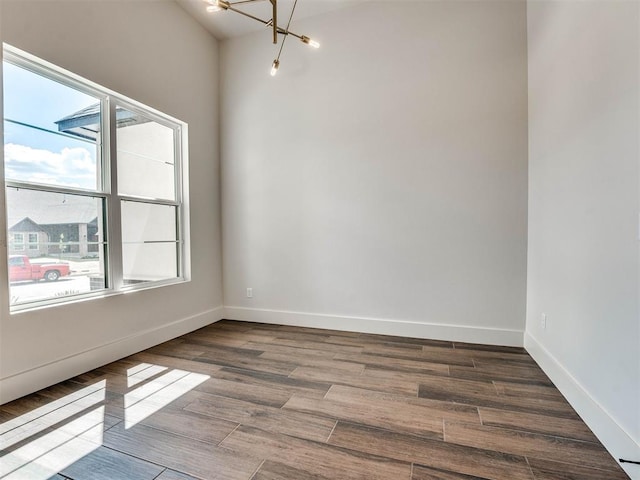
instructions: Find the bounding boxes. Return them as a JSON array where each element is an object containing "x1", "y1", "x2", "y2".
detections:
[{"x1": 105, "y1": 97, "x2": 123, "y2": 291}]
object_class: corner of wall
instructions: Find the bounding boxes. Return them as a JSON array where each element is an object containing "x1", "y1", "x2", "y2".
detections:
[{"x1": 525, "y1": 332, "x2": 640, "y2": 478}]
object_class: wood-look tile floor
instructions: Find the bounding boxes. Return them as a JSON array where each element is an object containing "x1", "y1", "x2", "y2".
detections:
[{"x1": 0, "y1": 320, "x2": 629, "y2": 480}]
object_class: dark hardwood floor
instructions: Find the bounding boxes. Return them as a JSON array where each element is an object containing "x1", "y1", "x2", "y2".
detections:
[{"x1": 0, "y1": 320, "x2": 629, "y2": 480}]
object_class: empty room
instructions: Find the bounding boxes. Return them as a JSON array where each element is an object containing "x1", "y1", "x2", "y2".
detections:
[{"x1": 0, "y1": 0, "x2": 638, "y2": 479}]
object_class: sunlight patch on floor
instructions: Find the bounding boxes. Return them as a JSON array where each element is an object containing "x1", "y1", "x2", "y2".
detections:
[
  {"x1": 124, "y1": 369, "x2": 209, "y2": 429},
  {"x1": 0, "y1": 381, "x2": 106, "y2": 452},
  {"x1": 0, "y1": 406, "x2": 104, "y2": 480},
  {"x1": 0, "y1": 364, "x2": 209, "y2": 478},
  {"x1": 127, "y1": 363, "x2": 168, "y2": 388}
]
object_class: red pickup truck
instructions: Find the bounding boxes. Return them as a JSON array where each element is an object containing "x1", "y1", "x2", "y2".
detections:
[{"x1": 9, "y1": 255, "x2": 71, "y2": 282}]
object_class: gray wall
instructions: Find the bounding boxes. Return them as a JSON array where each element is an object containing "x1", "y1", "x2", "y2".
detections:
[
  {"x1": 0, "y1": 0, "x2": 223, "y2": 403},
  {"x1": 526, "y1": 0, "x2": 640, "y2": 472},
  {"x1": 221, "y1": 1, "x2": 529, "y2": 345}
]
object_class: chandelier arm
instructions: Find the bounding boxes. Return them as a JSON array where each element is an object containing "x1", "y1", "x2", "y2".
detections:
[
  {"x1": 275, "y1": 0, "x2": 298, "y2": 63},
  {"x1": 222, "y1": 6, "x2": 308, "y2": 42},
  {"x1": 270, "y1": 0, "x2": 277, "y2": 44},
  {"x1": 224, "y1": 5, "x2": 272, "y2": 26},
  {"x1": 276, "y1": 28, "x2": 303, "y2": 40}
]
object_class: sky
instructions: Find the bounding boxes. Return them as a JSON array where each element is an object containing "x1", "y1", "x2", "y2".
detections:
[{"x1": 3, "y1": 61, "x2": 99, "y2": 190}]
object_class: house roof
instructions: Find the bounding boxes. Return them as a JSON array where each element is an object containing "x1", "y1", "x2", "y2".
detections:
[
  {"x1": 55, "y1": 104, "x2": 151, "y2": 141},
  {"x1": 6, "y1": 188, "x2": 98, "y2": 229}
]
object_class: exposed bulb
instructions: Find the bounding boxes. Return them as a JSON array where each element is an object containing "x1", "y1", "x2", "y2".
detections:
[
  {"x1": 204, "y1": 0, "x2": 228, "y2": 13},
  {"x1": 301, "y1": 36, "x2": 320, "y2": 49},
  {"x1": 270, "y1": 59, "x2": 280, "y2": 76}
]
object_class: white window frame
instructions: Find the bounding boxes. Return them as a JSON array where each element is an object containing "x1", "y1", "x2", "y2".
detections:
[
  {"x1": 12, "y1": 233, "x2": 24, "y2": 251},
  {"x1": 27, "y1": 233, "x2": 38, "y2": 250},
  {"x1": 3, "y1": 44, "x2": 190, "y2": 312}
]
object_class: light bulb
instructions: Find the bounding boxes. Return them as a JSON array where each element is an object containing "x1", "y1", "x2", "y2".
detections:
[
  {"x1": 301, "y1": 36, "x2": 320, "y2": 49},
  {"x1": 204, "y1": 0, "x2": 228, "y2": 13},
  {"x1": 270, "y1": 59, "x2": 280, "y2": 76}
]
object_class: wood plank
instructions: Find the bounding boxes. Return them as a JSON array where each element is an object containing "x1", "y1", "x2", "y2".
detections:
[
  {"x1": 325, "y1": 384, "x2": 480, "y2": 422},
  {"x1": 251, "y1": 329, "x2": 333, "y2": 343},
  {"x1": 362, "y1": 367, "x2": 450, "y2": 389},
  {"x1": 436, "y1": 346, "x2": 536, "y2": 365},
  {"x1": 221, "y1": 425, "x2": 412, "y2": 480},
  {"x1": 211, "y1": 366, "x2": 331, "y2": 399},
  {"x1": 194, "y1": 376, "x2": 295, "y2": 408},
  {"x1": 268, "y1": 337, "x2": 364, "y2": 354},
  {"x1": 443, "y1": 421, "x2": 621, "y2": 472},
  {"x1": 453, "y1": 343, "x2": 526, "y2": 354},
  {"x1": 128, "y1": 351, "x2": 223, "y2": 377},
  {"x1": 283, "y1": 393, "x2": 443, "y2": 439},
  {"x1": 289, "y1": 366, "x2": 419, "y2": 396},
  {"x1": 260, "y1": 351, "x2": 365, "y2": 373},
  {"x1": 241, "y1": 341, "x2": 340, "y2": 359},
  {"x1": 328, "y1": 422, "x2": 534, "y2": 480},
  {"x1": 449, "y1": 367, "x2": 554, "y2": 387},
  {"x1": 478, "y1": 407, "x2": 598, "y2": 443},
  {"x1": 2, "y1": 400, "x2": 120, "y2": 453},
  {"x1": 103, "y1": 422, "x2": 261, "y2": 480},
  {"x1": 274, "y1": 324, "x2": 361, "y2": 337},
  {"x1": 211, "y1": 319, "x2": 256, "y2": 329},
  {"x1": 418, "y1": 376, "x2": 578, "y2": 419},
  {"x1": 155, "y1": 469, "x2": 200, "y2": 480},
  {"x1": 360, "y1": 333, "x2": 453, "y2": 348},
  {"x1": 59, "y1": 446, "x2": 164, "y2": 480},
  {"x1": 194, "y1": 349, "x2": 298, "y2": 376},
  {"x1": 136, "y1": 404, "x2": 239, "y2": 444},
  {"x1": 333, "y1": 353, "x2": 451, "y2": 375},
  {"x1": 412, "y1": 464, "x2": 491, "y2": 480},
  {"x1": 526, "y1": 457, "x2": 630, "y2": 480},
  {"x1": 181, "y1": 334, "x2": 252, "y2": 348},
  {"x1": 361, "y1": 343, "x2": 475, "y2": 367},
  {"x1": 467, "y1": 359, "x2": 551, "y2": 383},
  {"x1": 146, "y1": 343, "x2": 206, "y2": 360},
  {"x1": 492, "y1": 381, "x2": 566, "y2": 402},
  {"x1": 251, "y1": 460, "x2": 331, "y2": 480},
  {"x1": 184, "y1": 392, "x2": 336, "y2": 442}
]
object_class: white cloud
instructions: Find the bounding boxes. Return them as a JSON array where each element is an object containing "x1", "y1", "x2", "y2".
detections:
[{"x1": 4, "y1": 143, "x2": 96, "y2": 189}]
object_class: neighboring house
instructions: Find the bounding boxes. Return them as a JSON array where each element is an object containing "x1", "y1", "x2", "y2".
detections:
[{"x1": 7, "y1": 188, "x2": 100, "y2": 258}]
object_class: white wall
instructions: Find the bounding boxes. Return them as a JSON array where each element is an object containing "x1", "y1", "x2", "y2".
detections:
[
  {"x1": 0, "y1": 0, "x2": 223, "y2": 403},
  {"x1": 526, "y1": 1, "x2": 640, "y2": 476},
  {"x1": 221, "y1": 1, "x2": 529, "y2": 345}
]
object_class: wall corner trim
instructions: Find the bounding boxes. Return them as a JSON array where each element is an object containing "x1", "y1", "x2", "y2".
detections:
[
  {"x1": 223, "y1": 306, "x2": 524, "y2": 347},
  {"x1": 0, "y1": 306, "x2": 225, "y2": 404},
  {"x1": 524, "y1": 332, "x2": 640, "y2": 478}
]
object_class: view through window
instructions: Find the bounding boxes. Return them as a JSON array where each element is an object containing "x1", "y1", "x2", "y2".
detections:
[{"x1": 3, "y1": 46, "x2": 188, "y2": 310}]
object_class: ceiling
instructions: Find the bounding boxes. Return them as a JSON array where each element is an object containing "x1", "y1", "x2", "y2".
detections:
[{"x1": 176, "y1": 0, "x2": 360, "y2": 40}]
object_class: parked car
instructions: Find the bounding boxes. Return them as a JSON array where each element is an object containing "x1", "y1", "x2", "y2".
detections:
[{"x1": 8, "y1": 255, "x2": 71, "y2": 282}]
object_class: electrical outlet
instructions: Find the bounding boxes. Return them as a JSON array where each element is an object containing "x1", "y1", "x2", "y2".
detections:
[
  {"x1": 246, "y1": 287, "x2": 253, "y2": 298},
  {"x1": 541, "y1": 313, "x2": 547, "y2": 330}
]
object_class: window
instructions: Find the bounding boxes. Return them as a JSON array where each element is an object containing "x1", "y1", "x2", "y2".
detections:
[
  {"x1": 28, "y1": 233, "x2": 38, "y2": 250},
  {"x1": 9, "y1": 256, "x2": 24, "y2": 267},
  {"x1": 3, "y1": 45, "x2": 189, "y2": 311},
  {"x1": 12, "y1": 233, "x2": 24, "y2": 251}
]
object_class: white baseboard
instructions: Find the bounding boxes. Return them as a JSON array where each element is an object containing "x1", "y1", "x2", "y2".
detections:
[
  {"x1": 223, "y1": 306, "x2": 524, "y2": 347},
  {"x1": 525, "y1": 332, "x2": 640, "y2": 479},
  {"x1": 0, "y1": 306, "x2": 225, "y2": 404}
]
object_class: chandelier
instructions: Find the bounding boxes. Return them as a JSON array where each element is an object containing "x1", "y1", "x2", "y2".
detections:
[{"x1": 204, "y1": 0, "x2": 320, "y2": 76}]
